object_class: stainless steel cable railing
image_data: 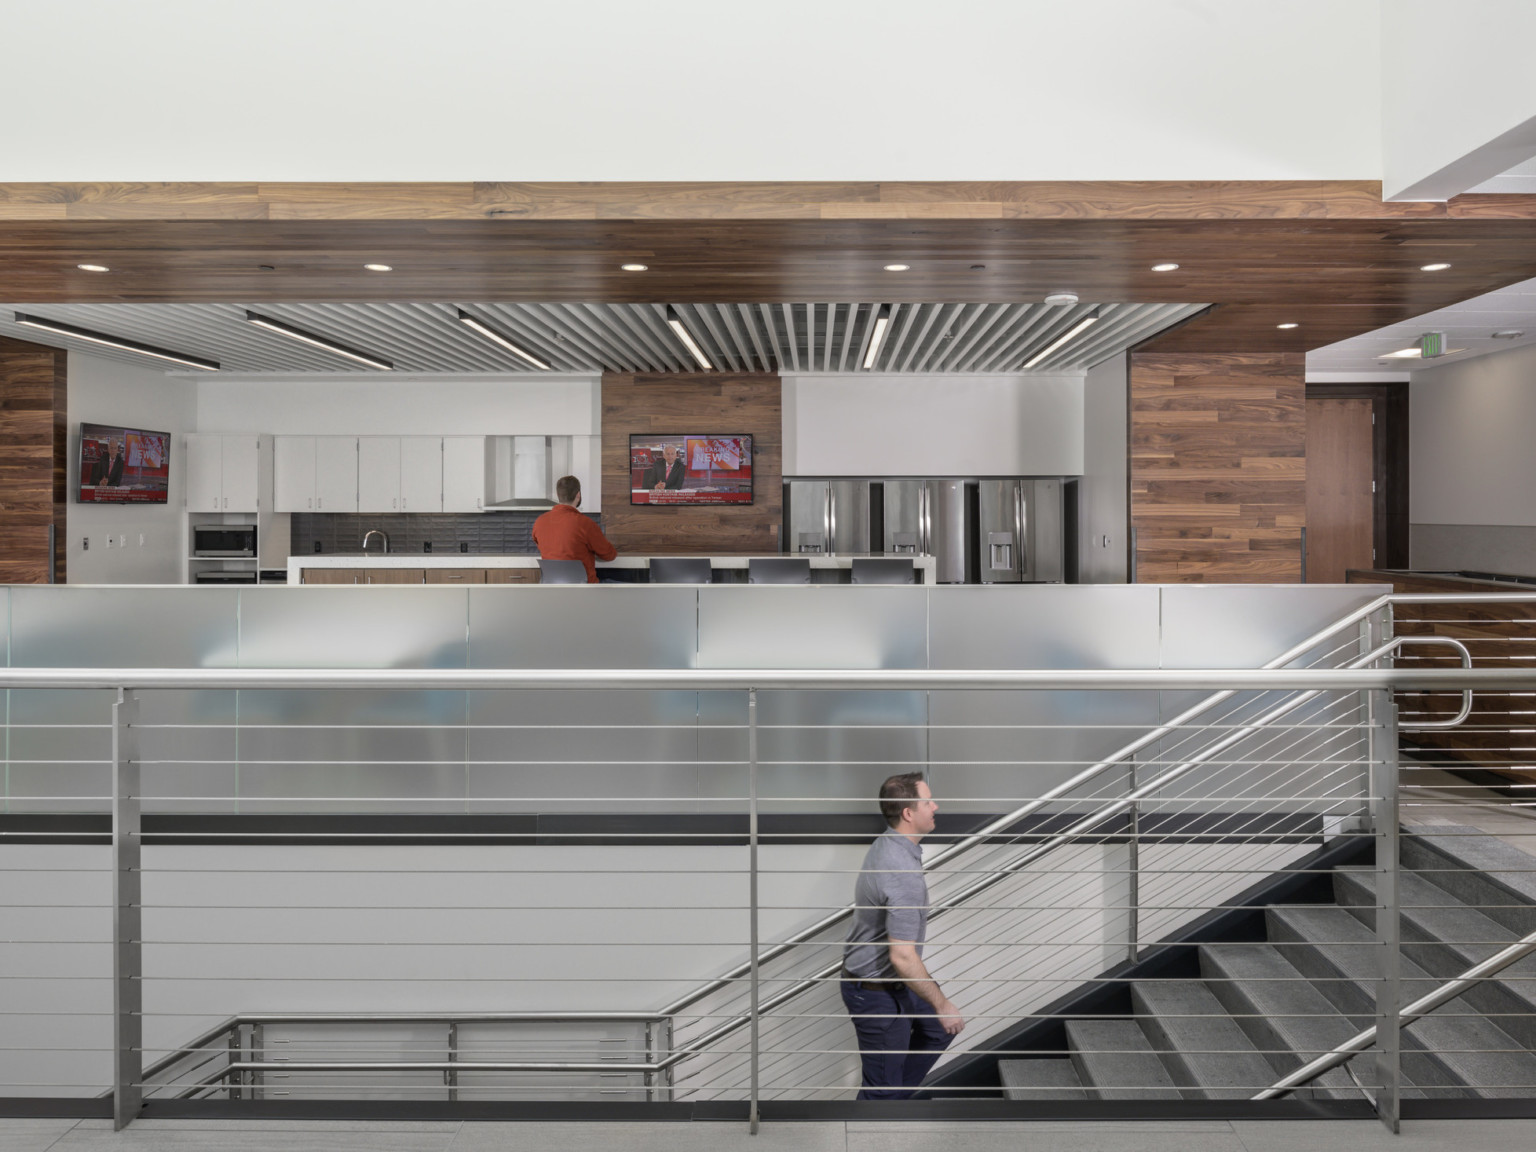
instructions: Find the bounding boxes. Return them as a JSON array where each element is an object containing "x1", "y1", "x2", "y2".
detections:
[{"x1": 4, "y1": 590, "x2": 1536, "y2": 1133}]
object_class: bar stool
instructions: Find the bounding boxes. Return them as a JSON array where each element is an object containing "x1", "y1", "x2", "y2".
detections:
[
  {"x1": 537, "y1": 559, "x2": 589, "y2": 584},
  {"x1": 748, "y1": 557, "x2": 811, "y2": 584},
  {"x1": 851, "y1": 557, "x2": 916, "y2": 584},
  {"x1": 649, "y1": 557, "x2": 712, "y2": 584}
]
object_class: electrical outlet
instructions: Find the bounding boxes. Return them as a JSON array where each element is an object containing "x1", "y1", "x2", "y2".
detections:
[
  {"x1": 82, "y1": 537, "x2": 89, "y2": 551},
  {"x1": 105, "y1": 536, "x2": 114, "y2": 549}
]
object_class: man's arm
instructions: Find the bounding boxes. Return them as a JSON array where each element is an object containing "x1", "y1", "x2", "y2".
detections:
[
  {"x1": 888, "y1": 941, "x2": 964, "y2": 1035},
  {"x1": 586, "y1": 519, "x2": 618, "y2": 562}
]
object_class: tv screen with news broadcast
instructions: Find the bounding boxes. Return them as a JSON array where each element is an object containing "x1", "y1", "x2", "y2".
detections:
[
  {"x1": 630, "y1": 435, "x2": 753, "y2": 506},
  {"x1": 78, "y1": 423, "x2": 171, "y2": 504}
]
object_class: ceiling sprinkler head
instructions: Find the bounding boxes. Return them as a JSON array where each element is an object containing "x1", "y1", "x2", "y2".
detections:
[{"x1": 1043, "y1": 292, "x2": 1079, "y2": 307}]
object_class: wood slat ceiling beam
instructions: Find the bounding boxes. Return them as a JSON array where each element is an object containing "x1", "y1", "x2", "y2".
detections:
[{"x1": 3, "y1": 181, "x2": 1536, "y2": 353}]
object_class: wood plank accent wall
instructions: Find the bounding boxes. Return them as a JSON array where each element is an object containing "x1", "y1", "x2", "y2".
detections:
[
  {"x1": 600, "y1": 374, "x2": 782, "y2": 555},
  {"x1": 0, "y1": 336, "x2": 67, "y2": 583},
  {"x1": 1130, "y1": 352, "x2": 1306, "y2": 583}
]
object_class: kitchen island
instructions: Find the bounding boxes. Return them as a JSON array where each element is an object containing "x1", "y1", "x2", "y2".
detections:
[{"x1": 288, "y1": 553, "x2": 937, "y2": 584}]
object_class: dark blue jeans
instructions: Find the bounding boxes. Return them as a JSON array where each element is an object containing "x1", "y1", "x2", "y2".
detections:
[{"x1": 841, "y1": 979, "x2": 953, "y2": 1100}]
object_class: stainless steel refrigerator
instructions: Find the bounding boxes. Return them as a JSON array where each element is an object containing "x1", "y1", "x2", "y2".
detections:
[
  {"x1": 786, "y1": 480, "x2": 872, "y2": 554},
  {"x1": 977, "y1": 478, "x2": 1064, "y2": 583},
  {"x1": 883, "y1": 479, "x2": 967, "y2": 584}
]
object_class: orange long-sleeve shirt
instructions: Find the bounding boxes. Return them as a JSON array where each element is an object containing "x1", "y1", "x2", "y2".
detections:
[{"x1": 530, "y1": 504, "x2": 618, "y2": 583}]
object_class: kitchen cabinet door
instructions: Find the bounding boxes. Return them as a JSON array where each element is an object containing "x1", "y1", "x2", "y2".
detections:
[
  {"x1": 302, "y1": 568, "x2": 364, "y2": 585},
  {"x1": 363, "y1": 568, "x2": 425, "y2": 584},
  {"x1": 314, "y1": 437, "x2": 359, "y2": 513},
  {"x1": 425, "y1": 568, "x2": 486, "y2": 584},
  {"x1": 274, "y1": 436, "x2": 317, "y2": 512},
  {"x1": 184, "y1": 435, "x2": 223, "y2": 512},
  {"x1": 220, "y1": 436, "x2": 261, "y2": 512},
  {"x1": 399, "y1": 437, "x2": 443, "y2": 513},
  {"x1": 442, "y1": 436, "x2": 487, "y2": 513},
  {"x1": 358, "y1": 437, "x2": 401, "y2": 513}
]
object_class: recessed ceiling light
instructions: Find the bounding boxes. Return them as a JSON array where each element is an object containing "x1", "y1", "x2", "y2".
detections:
[
  {"x1": 1151, "y1": 263, "x2": 1180, "y2": 272},
  {"x1": 1043, "y1": 291, "x2": 1079, "y2": 307},
  {"x1": 76, "y1": 263, "x2": 110, "y2": 273},
  {"x1": 883, "y1": 264, "x2": 910, "y2": 272},
  {"x1": 1420, "y1": 263, "x2": 1452, "y2": 272},
  {"x1": 621, "y1": 263, "x2": 649, "y2": 272},
  {"x1": 1385, "y1": 347, "x2": 1423, "y2": 358},
  {"x1": 363, "y1": 263, "x2": 392, "y2": 272},
  {"x1": 1492, "y1": 330, "x2": 1525, "y2": 339},
  {"x1": 1276, "y1": 322, "x2": 1299, "y2": 330}
]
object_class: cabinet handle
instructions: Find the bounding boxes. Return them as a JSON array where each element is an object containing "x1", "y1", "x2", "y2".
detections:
[
  {"x1": 476, "y1": 496, "x2": 482, "y2": 509},
  {"x1": 223, "y1": 497, "x2": 228, "y2": 510},
  {"x1": 308, "y1": 497, "x2": 313, "y2": 510},
  {"x1": 317, "y1": 497, "x2": 322, "y2": 510},
  {"x1": 392, "y1": 498, "x2": 397, "y2": 510},
  {"x1": 402, "y1": 498, "x2": 407, "y2": 510}
]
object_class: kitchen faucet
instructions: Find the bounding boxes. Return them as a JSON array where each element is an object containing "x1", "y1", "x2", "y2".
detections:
[{"x1": 362, "y1": 529, "x2": 390, "y2": 554}]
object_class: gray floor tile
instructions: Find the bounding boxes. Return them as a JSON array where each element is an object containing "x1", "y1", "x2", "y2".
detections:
[
  {"x1": 449, "y1": 1120, "x2": 846, "y2": 1151},
  {"x1": 1232, "y1": 1119, "x2": 1536, "y2": 1152},
  {"x1": 848, "y1": 1120, "x2": 1245, "y2": 1152},
  {"x1": 0, "y1": 1118, "x2": 80, "y2": 1152},
  {"x1": 72, "y1": 1120, "x2": 460, "y2": 1133},
  {"x1": 50, "y1": 1125, "x2": 459, "y2": 1152}
]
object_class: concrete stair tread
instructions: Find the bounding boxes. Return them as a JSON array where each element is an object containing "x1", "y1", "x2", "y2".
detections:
[
  {"x1": 1401, "y1": 827, "x2": 1536, "y2": 936},
  {"x1": 1131, "y1": 979, "x2": 1293, "y2": 1100},
  {"x1": 1200, "y1": 942, "x2": 1394, "y2": 1100},
  {"x1": 1064, "y1": 1019, "x2": 1182, "y2": 1100},
  {"x1": 998, "y1": 1058, "x2": 1086, "y2": 1100},
  {"x1": 1268, "y1": 904, "x2": 1536, "y2": 1096}
]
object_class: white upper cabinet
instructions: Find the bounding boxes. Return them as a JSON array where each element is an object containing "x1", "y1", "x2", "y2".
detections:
[
  {"x1": 399, "y1": 437, "x2": 443, "y2": 513},
  {"x1": 358, "y1": 437, "x2": 402, "y2": 513},
  {"x1": 274, "y1": 436, "x2": 317, "y2": 512},
  {"x1": 185, "y1": 434, "x2": 262, "y2": 512},
  {"x1": 442, "y1": 436, "x2": 488, "y2": 512},
  {"x1": 314, "y1": 437, "x2": 359, "y2": 513}
]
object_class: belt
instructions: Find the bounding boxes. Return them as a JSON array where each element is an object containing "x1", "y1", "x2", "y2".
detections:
[{"x1": 842, "y1": 967, "x2": 906, "y2": 993}]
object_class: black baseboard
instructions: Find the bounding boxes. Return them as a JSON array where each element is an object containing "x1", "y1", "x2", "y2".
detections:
[{"x1": 0, "y1": 1098, "x2": 112, "y2": 1118}]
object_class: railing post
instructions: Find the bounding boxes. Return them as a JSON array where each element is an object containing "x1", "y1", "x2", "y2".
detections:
[
  {"x1": 1125, "y1": 753, "x2": 1139, "y2": 965},
  {"x1": 229, "y1": 1026, "x2": 242, "y2": 1100},
  {"x1": 748, "y1": 687, "x2": 760, "y2": 1135},
  {"x1": 446, "y1": 1020, "x2": 458, "y2": 1102},
  {"x1": 1370, "y1": 672, "x2": 1402, "y2": 1133},
  {"x1": 112, "y1": 688, "x2": 142, "y2": 1131}
]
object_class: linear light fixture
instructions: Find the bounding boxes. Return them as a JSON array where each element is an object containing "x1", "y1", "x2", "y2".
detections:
[
  {"x1": 456, "y1": 309, "x2": 552, "y2": 370},
  {"x1": 13, "y1": 312, "x2": 220, "y2": 371},
  {"x1": 666, "y1": 306, "x2": 713, "y2": 370},
  {"x1": 862, "y1": 304, "x2": 892, "y2": 369},
  {"x1": 245, "y1": 311, "x2": 393, "y2": 370},
  {"x1": 1023, "y1": 308, "x2": 1101, "y2": 369}
]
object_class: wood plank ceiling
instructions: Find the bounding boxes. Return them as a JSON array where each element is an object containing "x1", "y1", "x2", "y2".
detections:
[
  {"x1": 0, "y1": 301, "x2": 1205, "y2": 375},
  {"x1": 2, "y1": 182, "x2": 1536, "y2": 353}
]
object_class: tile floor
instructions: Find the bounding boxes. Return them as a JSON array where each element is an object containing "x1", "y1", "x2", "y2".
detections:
[{"x1": 6, "y1": 1117, "x2": 1536, "y2": 1152}]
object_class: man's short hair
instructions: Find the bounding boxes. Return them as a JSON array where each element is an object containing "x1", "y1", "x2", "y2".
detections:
[
  {"x1": 878, "y1": 772, "x2": 926, "y2": 828},
  {"x1": 555, "y1": 475, "x2": 581, "y2": 504}
]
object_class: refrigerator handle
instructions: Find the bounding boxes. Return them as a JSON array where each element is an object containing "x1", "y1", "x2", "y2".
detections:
[
  {"x1": 1015, "y1": 482, "x2": 1027, "y2": 578},
  {"x1": 920, "y1": 485, "x2": 929, "y2": 555},
  {"x1": 829, "y1": 486, "x2": 837, "y2": 554}
]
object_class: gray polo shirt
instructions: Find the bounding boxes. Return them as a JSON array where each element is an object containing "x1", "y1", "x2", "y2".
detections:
[{"x1": 842, "y1": 830, "x2": 929, "y2": 980}]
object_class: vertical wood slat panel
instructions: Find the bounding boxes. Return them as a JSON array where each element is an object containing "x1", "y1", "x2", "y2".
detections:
[
  {"x1": 0, "y1": 336, "x2": 68, "y2": 583},
  {"x1": 1130, "y1": 352, "x2": 1305, "y2": 584},
  {"x1": 600, "y1": 373, "x2": 782, "y2": 555}
]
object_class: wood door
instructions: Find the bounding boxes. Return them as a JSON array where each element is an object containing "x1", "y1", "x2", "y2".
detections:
[
  {"x1": 425, "y1": 568, "x2": 486, "y2": 584},
  {"x1": 485, "y1": 568, "x2": 540, "y2": 584},
  {"x1": 364, "y1": 568, "x2": 425, "y2": 584},
  {"x1": 302, "y1": 568, "x2": 364, "y2": 584},
  {"x1": 1305, "y1": 398, "x2": 1375, "y2": 582}
]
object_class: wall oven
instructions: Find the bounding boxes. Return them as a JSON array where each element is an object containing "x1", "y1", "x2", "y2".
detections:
[{"x1": 193, "y1": 525, "x2": 257, "y2": 557}]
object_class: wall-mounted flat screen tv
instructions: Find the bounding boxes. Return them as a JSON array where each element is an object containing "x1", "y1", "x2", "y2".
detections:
[
  {"x1": 78, "y1": 423, "x2": 171, "y2": 504},
  {"x1": 630, "y1": 435, "x2": 753, "y2": 505}
]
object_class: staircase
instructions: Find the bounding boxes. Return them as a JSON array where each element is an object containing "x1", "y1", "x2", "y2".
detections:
[{"x1": 993, "y1": 825, "x2": 1536, "y2": 1102}]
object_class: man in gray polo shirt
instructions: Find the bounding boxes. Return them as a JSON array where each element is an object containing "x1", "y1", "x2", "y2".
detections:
[{"x1": 841, "y1": 772, "x2": 965, "y2": 1099}]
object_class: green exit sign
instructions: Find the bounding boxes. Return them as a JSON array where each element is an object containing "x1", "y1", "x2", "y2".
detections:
[{"x1": 1419, "y1": 332, "x2": 1446, "y2": 358}]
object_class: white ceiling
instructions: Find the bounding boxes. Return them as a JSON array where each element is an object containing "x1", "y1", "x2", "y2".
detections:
[
  {"x1": 0, "y1": 300, "x2": 1206, "y2": 376},
  {"x1": 1306, "y1": 274, "x2": 1536, "y2": 380}
]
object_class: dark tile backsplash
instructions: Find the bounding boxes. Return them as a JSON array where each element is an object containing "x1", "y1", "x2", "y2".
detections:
[{"x1": 291, "y1": 511, "x2": 603, "y2": 556}]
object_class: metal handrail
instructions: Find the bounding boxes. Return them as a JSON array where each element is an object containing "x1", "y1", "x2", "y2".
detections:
[{"x1": 1253, "y1": 923, "x2": 1536, "y2": 1100}]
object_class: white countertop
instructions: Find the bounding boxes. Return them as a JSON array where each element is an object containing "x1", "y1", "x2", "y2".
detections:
[{"x1": 288, "y1": 553, "x2": 935, "y2": 580}]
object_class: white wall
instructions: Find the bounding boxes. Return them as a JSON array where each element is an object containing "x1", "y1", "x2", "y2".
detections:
[
  {"x1": 66, "y1": 352, "x2": 196, "y2": 585},
  {"x1": 782, "y1": 374, "x2": 1084, "y2": 477},
  {"x1": 195, "y1": 375, "x2": 601, "y2": 436},
  {"x1": 1079, "y1": 355, "x2": 1129, "y2": 583},
  {"x1": 1409, "y1": 341, "x2": 1536, "y2": 576},
  {"x1": 1382, "y1": 0, "x2": 1536, "y2": 199},
  {"x1": 0, "y1": 1, "x2": 1382, "y2": 182}
]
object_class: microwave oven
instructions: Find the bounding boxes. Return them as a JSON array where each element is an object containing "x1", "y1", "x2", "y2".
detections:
[{"x1": 193, "y1": 525, "x2": 257, "y2": 557}]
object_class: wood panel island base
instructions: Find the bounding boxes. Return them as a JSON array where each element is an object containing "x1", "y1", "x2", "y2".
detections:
[{"x1": 291, "y1": 554, "x2": 937, "y2": 585}]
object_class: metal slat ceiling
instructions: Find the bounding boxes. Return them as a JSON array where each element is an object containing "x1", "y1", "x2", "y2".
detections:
[{"x1": 0, "y1": 300, "x2": 1208, "y2": 375}]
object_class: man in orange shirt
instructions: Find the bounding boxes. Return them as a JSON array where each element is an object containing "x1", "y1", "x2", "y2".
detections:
[{"x1": 531, "y1": 476, "x2": 618, "y2": 583}]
